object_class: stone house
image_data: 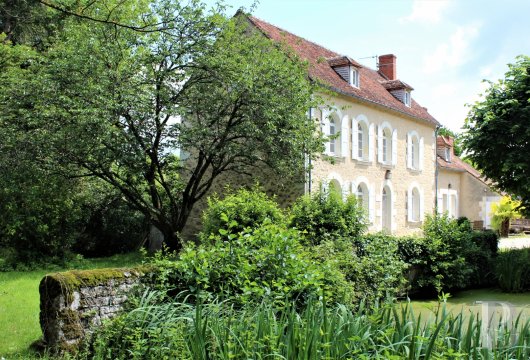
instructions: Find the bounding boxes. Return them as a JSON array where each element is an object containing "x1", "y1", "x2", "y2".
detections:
[
  {"x1": 436, "y1": 135, "x2": 501, "y2": 229},
  {"x1": 184, "y1": 15, "x2": 497, "y2": 238}
]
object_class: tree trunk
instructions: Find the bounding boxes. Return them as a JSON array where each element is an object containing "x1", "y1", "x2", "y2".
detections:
[
  {"x1": 147, "y1": 224, "x2": 164, "y2": 253},
  {"x1": 500, "y1": 218, "x2": 510, "y2": 238}
]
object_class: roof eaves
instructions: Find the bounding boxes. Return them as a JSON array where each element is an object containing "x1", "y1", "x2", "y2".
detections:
[{"x1": 320, "y1": 81, "x2": 439, "y2": 127}]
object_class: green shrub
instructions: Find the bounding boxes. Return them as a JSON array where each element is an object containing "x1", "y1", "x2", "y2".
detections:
[
  {"x1": 495, "y1": 248, "x2": 530, "y2": 292},
  {"x1": 153, "y1": 223, "x2": 352, "y2": 308},
  {"x1": 409, "y1": 214, "x2": 475, "y2": 293},
  {"x1": 200, "y1": 187, "x2": 285, "y2": 241},
  {"x1": 289, "y1": 190, "x2": 366, "y2": 246},
  {"x1": 313, "y1": 234, "x2": 407, "y2": 304}
]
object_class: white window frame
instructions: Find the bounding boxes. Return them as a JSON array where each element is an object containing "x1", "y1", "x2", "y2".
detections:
[
  {"x1": 349, "y1": 66, "x2": 359, "y2": 88},
  {"x1": 329, "y1": 119, "x2": 336, "y2": 154},
  {"x1": 407, "y1": 131, "x2": 424, "y2": 171},
  {"x1": 407, "y1": 182, "x2": 424, "y2": 223},
  {"x1": 378, "y1": 122, "x2": 396, "y2": 166},
  {"x1": 404, "y1": 91, "x2": 411, "y2": 107},
  {"x1": 352, "y1": 115, "x2": 371, "y2": 162}
]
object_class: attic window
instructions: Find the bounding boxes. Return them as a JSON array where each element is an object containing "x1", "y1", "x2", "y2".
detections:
[
  {"x1": 404, "y1": 91, "x2": 411, "y2": 107},
  {"x1": 349, "y1": 67, "x2": 359, "y2": 88},
  {"x1": 445, "y1": 147, "x2": 451, "y2": 162}
]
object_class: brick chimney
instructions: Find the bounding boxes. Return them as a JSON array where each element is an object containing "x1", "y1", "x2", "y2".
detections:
[{"x1": 378, "y1": 54, "x2": 397, "y2": 80}]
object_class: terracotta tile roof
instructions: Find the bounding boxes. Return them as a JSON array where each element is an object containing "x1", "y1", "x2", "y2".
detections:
[
  {"x1": 246, "y1": 15, "x2": 439, "y2": 127},
  {"x1": 436, "y1": 136, "x2": 491, "y2": 186}
]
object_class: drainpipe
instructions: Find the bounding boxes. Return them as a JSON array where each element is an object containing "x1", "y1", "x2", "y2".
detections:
[{"x1": 434, "y1": 125, "x2": 441, "y2": 214}]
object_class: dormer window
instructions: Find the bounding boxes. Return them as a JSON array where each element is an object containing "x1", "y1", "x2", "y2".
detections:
[
  {"x1": 328, "y1": 56, "x2": 362, "y2": 89},
  {"x1": 445, "y1": 147, "x2": 451, "y2": 162},
  {"x1": 349, "y1": 67, "x2": 359, "y2": 88},
  {"x1": 404, "y1": 91, "x2": 411, "y2": 107}
]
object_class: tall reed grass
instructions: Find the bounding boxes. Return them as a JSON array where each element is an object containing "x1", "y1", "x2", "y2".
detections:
[{"x1": 81, "y1": 291, "x2": 530, "y2": 360}]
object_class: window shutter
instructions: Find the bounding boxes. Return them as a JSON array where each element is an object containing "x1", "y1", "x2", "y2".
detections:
[
  {"x1": 377, "y1": 125, "x2": 383, "y2": 163},
  {"x1": 407, "y1": 188, "x2": 413, "y2": 222},
  {"x1": 391, "y1": 129, "x2": 398, "y2": 166},
  {"x1": 419, "y1": 187, "x2": 425, "y2": 221},
  {"x1": 341, "y1": 181, "x2": 349, "y2": 201},
  {"x1": 406, "y1": 133, "x2": 412, "y2": 169},
  {"x1": 368, "y1": 123, "x2": 375, "y2": 162},
  {"x1": 391, "y1": 192, "x2": 397, "y2": 231},
  {"x1": 322, "y1": 110, "x2": 331, "y2": 155},
  {"x1": 369, "y1": 184, "x2": 375, "y2": 223},
  {"x1": 351, "y1": 118, "x2": 358, "y2": 160},
  {"x1": 341, "y1": 116, "x2": 349, "y2": 158},
  {"x1": 419, "y1": 137, "x2": 424, "y2": 171}
]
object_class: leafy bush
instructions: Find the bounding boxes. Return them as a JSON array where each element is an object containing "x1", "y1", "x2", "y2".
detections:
[
  {"x1": 153, "y1": 223, "x2": 352, "y2": 308},
  {"x1": 466, "y1": 230, "x2": 499, "y2": 287},
  {"x1": 495, "y1": 248, "x2": 530, "y2": 292},
  {"x1": 314, "y1": 234, "x2": 407, "y2": 304},
  {"x1": 289, "y1": 190, "x2": 366, "y2": 246},
  {"x1": 200, "y1": 187, "x2": 286, "y2": 241}
]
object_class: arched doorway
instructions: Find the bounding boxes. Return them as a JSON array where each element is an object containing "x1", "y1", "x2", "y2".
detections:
[{"x1": 382, "y1": 186, "x2": 392, "y2": 232}]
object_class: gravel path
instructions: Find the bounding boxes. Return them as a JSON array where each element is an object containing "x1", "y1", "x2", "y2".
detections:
[{"x1": 498, "y1": 236, "x2": 530, "y2": 250}]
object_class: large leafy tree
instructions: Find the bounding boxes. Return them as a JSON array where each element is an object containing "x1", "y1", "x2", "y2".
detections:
[
  {"x1": 1, "y1": 1, "x2": 321, "y2": 251},
  {"x1": 463, "y1": 55, "x2": 530, "y2": 211}
]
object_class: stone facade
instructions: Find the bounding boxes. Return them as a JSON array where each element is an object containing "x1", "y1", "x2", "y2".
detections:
[
  {"x1": 311, "y1": 93, "x2": 437, "y2": 236},
  {"x1": 39, "y1": 267, "x2": 148, "y2": 353}
]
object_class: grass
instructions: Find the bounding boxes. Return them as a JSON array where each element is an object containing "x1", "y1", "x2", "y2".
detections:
[{"x1": 0, "y1": 252, "x2": 144, "y2": 359}]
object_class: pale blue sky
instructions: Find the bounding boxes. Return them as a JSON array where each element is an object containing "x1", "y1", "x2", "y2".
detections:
[{"x1": 205, "y1": 0, "x2": 530, "y2": 132}]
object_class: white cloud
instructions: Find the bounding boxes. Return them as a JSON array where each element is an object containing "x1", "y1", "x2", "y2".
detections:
[
  {"x1": 422, "y1": 24, "x2": 480, "y2": 74},
  {"x1": 400, "y1": 0, "x2": 452, "y2": 24}
]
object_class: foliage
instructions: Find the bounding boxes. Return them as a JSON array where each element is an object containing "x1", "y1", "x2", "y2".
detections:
[
  {"x1": 466, "y1": 230, "x2": 499, "y2": 287},
  {"x1": 289, "y1": 190, "x2": 367, "y2": 246},
  {"x1": 0, "y1": 2, "x2": 322, "y2": 251},
  {"x1": 151, "y1": 223, "x2": 351, "y2": 308},
  {"x1": 490, "y1": 196, "x2": 523, "y2": 236},
  {"x1": 464, "y1": 55, "x2": 530, "y2": 212},
  {"x1": 313, "y1": 235, "x2": 407, "y2": 305},
  {"x1": 199, "y1": 187, "x2": 286, "y2": 241},
  {"x1": 495, "y1": 248, "x2": 530, "y2": 292},
  {"x1": 81, "y1": 293, "x2": 530, "y2": 360}
]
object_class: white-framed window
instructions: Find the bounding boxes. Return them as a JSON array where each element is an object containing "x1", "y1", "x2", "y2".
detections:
[
  {"x1": 438, "y1": 189, "x2": 458, "y2": 218},
  {"x1": 407, "y1": 131, "x2": 424, "y2": 171},
  {"x1": 404, "y1": 91, "x2": 411, "y2": 107},
  {"x1": 378, "y1": 122, "x2": 396, "y2": 166},
  {"x1": 349, "y1": 67, "x2": 359, "y2": 88},
  {"x1": 323, "y1": 110, "x2": 348, "y2": 157},
  {"x1": 352, "y1": 115, "x2": 373, "y2": 162},
  {"x1": 358, "y1": 123, "x2": 363, "y2": 159},
  {"x1": 445, "y1": 147, "x2": 451, "y2": 162},
  {"x1": 408, "y1": 182, "x2": 424, "y2": 223}
]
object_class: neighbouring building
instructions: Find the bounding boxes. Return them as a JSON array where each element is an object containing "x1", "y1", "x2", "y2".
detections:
[{"x1": 436, "y1": 135, "x2": 501, "y2": 229}]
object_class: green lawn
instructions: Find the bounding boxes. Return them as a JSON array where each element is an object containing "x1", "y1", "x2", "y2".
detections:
[{"x1": 0, "y1": 253, "x2": 144, "y2": 358}]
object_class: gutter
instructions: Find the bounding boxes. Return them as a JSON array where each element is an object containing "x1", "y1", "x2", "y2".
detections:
[{"x1": 434, "y1": 125, "x2": 441, "y2": 214}]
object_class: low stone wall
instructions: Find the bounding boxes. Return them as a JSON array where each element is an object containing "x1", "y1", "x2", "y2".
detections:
[{"x1": 39, "y1": 267, "x2": 150, "y2": 353}]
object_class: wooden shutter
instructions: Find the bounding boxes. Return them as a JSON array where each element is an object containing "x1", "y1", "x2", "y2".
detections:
[
  {"x1": 407, "y1": 187, "x2": 413, "y2": 222},
  {"x1": 391, "y1": 129, "x2": 398, "y2": 166},
  {"x1": 419, "y1": 137, "x2": 424, "y2": 171},
  {"x1": 351, "y1": 118, "x2": 358, "y2": 160},
  {"x1": 368, "y1": 123, "x2": 375, "y2": 162},
  {"x1": 341, "y1": 116, "x2": 349, "y2": 158},
  {"x1": 377, "y1": 125, "x2": 383, "y2": 163},
  {"x1": 407, "y1": 133, "x2": 412, "y2": 169},
  {"x1": 322, "y1": 109, "x2": 331, "y2": 155},
  {"x1": 369, "y1": 184, "x2": 375, "y2": 223}
]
